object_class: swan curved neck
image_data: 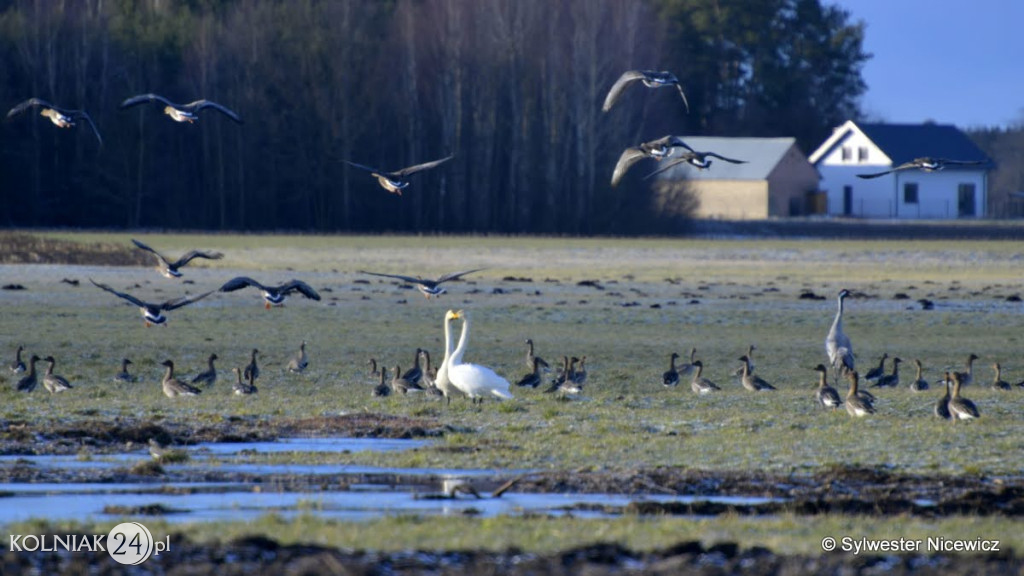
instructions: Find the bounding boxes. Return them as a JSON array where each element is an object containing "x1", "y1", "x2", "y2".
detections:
[{"x1": 451, "y1": 315, "x2": 470, "y2": 365}]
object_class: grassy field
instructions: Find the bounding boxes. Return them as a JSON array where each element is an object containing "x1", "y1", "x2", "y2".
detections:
[{"x1": 1, "y1": 231, "x2": 1023, "y2": 556}]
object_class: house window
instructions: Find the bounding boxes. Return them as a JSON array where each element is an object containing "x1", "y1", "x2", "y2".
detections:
[
  {"x1": 958, "y1": 183, "x2": 976, "y2": 217},
  {"x1": 841, "y1": 147, "x2": 852, "y2": 161},
  {"x1": 903, "y1": 183, "x2": 919, "y2": 204},
  {"x1": 842, "y1": 186, "x2": 853, "y2": 216},
  {"x1": 857, "y1": 147, "x2": 868, "y2": 162}
]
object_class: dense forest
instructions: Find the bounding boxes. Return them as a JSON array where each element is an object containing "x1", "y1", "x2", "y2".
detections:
[{"x1": 1, "y1": 0, "x2": 873, "y2": 232}]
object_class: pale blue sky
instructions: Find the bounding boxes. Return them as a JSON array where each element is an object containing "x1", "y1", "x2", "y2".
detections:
[{"x1": 832, "y1": 0, "x2": 1024, "y2": 128}]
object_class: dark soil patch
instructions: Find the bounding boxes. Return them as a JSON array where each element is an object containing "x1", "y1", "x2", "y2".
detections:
[{"x1": 2, "y1": 536, "x2": 1019, "y2": 575}]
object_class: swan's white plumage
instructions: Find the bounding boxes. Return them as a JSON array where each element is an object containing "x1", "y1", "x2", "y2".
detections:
[
  {"x1": 445, "y1": 310, "x2": 513, "y2": 401},
  {"x1": 434, "y1": 310, "x2": 460, "y2": 400}
]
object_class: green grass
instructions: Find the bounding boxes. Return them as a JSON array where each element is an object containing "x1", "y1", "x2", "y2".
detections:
[{"x1": 3, "y1": 231, "x2": 1024, "y2": 552}]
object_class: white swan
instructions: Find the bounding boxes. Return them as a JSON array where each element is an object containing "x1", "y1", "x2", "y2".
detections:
[
  {"x1": 434, "y1": 310, "x2": 462, "y2": 404},
  {"x1": 445, "y1": 310, "x2": 513, "y2": 403}
]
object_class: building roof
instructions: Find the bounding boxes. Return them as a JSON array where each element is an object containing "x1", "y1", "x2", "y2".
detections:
[
  {"x1": 810, "y1": 121, "x2": 993, "y2": 167},
  {"x1": 652, "y1": 137, "x2": 799, "y2": 181}
]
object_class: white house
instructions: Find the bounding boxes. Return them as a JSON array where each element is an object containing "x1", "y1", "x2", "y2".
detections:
[{"x1": 809, "y1": 121, "x2": 992, "y2": 219}]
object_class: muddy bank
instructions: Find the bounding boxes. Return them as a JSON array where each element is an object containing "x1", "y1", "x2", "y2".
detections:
[{"x1": 3, "y1": 537, "x2": 1020, "y2": 575}]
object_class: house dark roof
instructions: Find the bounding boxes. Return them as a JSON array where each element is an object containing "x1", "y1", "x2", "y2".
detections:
[
  {"x1": 652, "y1": 137, "x2": 799, "y2": 181},
  {"x1": 857, "y1": 123, "x2": 992, "y2": 167}
]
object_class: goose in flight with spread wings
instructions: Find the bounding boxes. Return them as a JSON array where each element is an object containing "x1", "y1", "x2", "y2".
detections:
[
  {"x1": 856, "y1": 157, "x2": 985, "y2": 179},
  {"x1": 359, "y1": 268, "x2": 484, "y2": 299},
  {"x1": 131, "y1": 238, "x2": 223, "y2": 279},
  {"x1": 643, "y1": 142, "x2": 747, "y2": 178},
  {"x1": 602, "y1": 70, "x2": 689, "y2": 113},
  {"x1": 6, "y1": 98, "x2": 103, "y2": 145},
  {"x1": 119, "y1": 93, "x2": 242, "y2": 124},
  {"x1": 219, "y1": 277, "x2": 321, "y2": 309},
  {"x1": 90, "y1": 279, "x2": 213, "y2": 326},
  {"x1": 345, "y1": 155, "x2": 454, "y2": 195},
  {"x1": 611, "y1": 135, "x2": 693, "y2": 186}
]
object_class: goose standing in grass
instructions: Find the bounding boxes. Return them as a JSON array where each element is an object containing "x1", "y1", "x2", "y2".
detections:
[
  {"x1": 524, "y1": 339, "x2": 550, "y2": 373},
  {"x1": 243, "y1": 349, "x2": 260, "y2": 381},
  {"x1": 444, "y1": 310, "x2": 512, "y2": 403},
  {"x1": 15, "y1": 355, "x2": 40, "y2": 392},
  {"x1": 516, "y1": 358, "x2": 544, "y2": 388},
  {"x1": 610, "y1": 135, "x2": 691, "y2": 186},
  {"x1": 909, "y1": 359, "x2": 929, "y2": 392},
  {"x1": 160, "y1": 360, "x2": 202, "y2": 398},
  {"x1": 544, "y1": 356, "x2": 582, "y2": 397},
  {"x1": 358, "y1": 268, "x2": 484, "y2": 299},
  {"x1": 732, "y1": 345, "x2": 757, "y2": 378},
  {"x1": 6, "y1": 98, "x2": 103, "y2": 145},
  {"x1": 952, "y1": 353, "x2": 979, "y2": 387},
  {"x1": 219, "y1": 277, "x2": 321, "y2": 309},
  {"x1": 131, "y1": 239, "x2": 223, "y2": 279},
  {"x1": 873, "y1": 357, "x2": 902, "y2": 388},
  {"x1": 367, "y1": 358, "x2": 380, "y2": 378},
  {"x1": 679, "y1": 347, "x2": 698, "y2": 378},
  {"x1": 9, "y1": 346, "x2": 26, "y2": 373},
  {"x1": 690, "y1": 360, "x2": 721, "y2": 394},
  {"x1": 119, "y1": 93, "x2": 242, "y2": 124},
  {"x1": 287, "y1": 341, "x2": 309, "y2": 374},
  {"x1": 934, "y1": 375, "x2": 952, "y2": 419},
  {"x1": 392, "y1": 364, "x2": 425, "y2": 395},
  {"x1": 231, "y1": 367, "x2": 257, "y2": 395},
  {"x1": 948, "y1": 372, "x2": 980, "y2": 422},
  {"x1": 856, "y1": 157, "x2": 984, "y2": 179},
  {"x1": 844, "y1": 372, "x2": 875, "y2": 418},
  {"x1": 663, "y1": 352, "x2": 681, "y2": 387},
  {"x1": 602, "y1": 70, "x2": 689, "y2": 113},
  {"x1": 372, "y1": 367, "x2": 392, "y2": 397},
  {"x1": 863, "y1": 353, "x2": 888, "y2": 385},
  {"x1": 572, "y1": 356, "x2": 588, "y2": 387},
  {"x1": 90, "y1": 279, "x2": 213, "y2": 326},
  {"x1": 813, "y1": 364, "x2": 842, "y2": 411},
  {"x1": 42, "y1": 356, "x2": 73, "y2": 394},
  {"x1": 419, "y1": 349, "x2": 442, "y2": 396},
  {"x1": 738, "y1": 355, "x2": 776, "y2": 391},
  {"x1": 400, "y1": 348, "x2": 424, "y2": 385},
  {"x1": 114, "y1": 358, "x2": 137, "y2": 383},
  {"x1": 991, "y1": 363, "x2": 1011, "y2": 391},
  {"x1": 345, "y1": 155, "x2": 454, "y2": 195},
  {"x1": 825, "y1": 289, "x2": 854, "y2": 381},
  {"x1": 191, "y1": 353, "x2": 218, "y2": 387}
]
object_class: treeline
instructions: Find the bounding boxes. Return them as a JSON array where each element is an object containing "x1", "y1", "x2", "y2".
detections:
[{"x1": 0, "y1": 0, "x2": 868, "y2": 233}]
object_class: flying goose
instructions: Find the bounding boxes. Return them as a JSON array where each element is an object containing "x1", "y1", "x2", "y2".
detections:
[
  {"x1": 825, "y1": 289, "x2": 854, "y2": 381},
  {"x1": 873, "y1": 357, "x2": 902, "y2": 388},
  {"x1": 131, "y1": 238, "x2": 223, "y2": 279},
  {"x1": 663, "y1": 352, "x2": 681, "y2": 387},
  {"x1": 813, "y1": 364, "x2": 842, "y2": 411},
  {"x1": 690, "y1": 360, "x2": 721, "y2": 394},
  {"x1": 114, "y1": 358, "x2": 137, "y2": 383},
  {"x1": 15, "y1": 355, "x2": 40, "y2": 392},
  {"x1": 602, "y1": 70, "x2": 689, "y2": 113},
  {"x1": 516, "y1": 357, "x2": 544, "y2": 388},
  {"x1": 191, "y1": 353, "x2": 219, "y2": 387},
  {"x1": 219, "y1": 277, "x2": 321, "y2": 309},
  {"x1": 287, "y1": 341, "x2": 309, "y2": 373},
  {"x1": 948, "y1": 372, "x2": 980, "y2": 422},
  {"x1": 358, "y1": 268, "x2": 484, "y2": 299},
  {"x1": 345, "y1": 155, "x2": 454, "y2": 195},
  {"x1": 738, "y1": 355, "x2": 776, "y2": 391},
  {"x1": 9, "y1": 345, "x2": 26, "y2": 374},
  {"x1": 90, "y1": 279, "x2": 213, "y2": 326},
  {"x1": 610, "y1": 135, "x2": 691, "y2": 186},
  {"x1": 991, "y1": 362, "x2": 1011, "y2": 391},
  {"x1": 119, "y1": 93, "x2": 242, "y2": 124},
  {"x1": 160, "y1": 360, "x2": 202, "y2": 397},
  {"x1": 856, "y1": 157, "x2": 985, "y2": 179},
  {"x1": 243, "y1": 349, "x2": 260, "y2": 381},
  {"x1": 844, "y1": 372, "x2": 875, "y2": 418},
  {"x1": 42, "y1": 356, "x2": 73, "y2": 394},
  {"x1": 525, "y1": 339, "x2": 551, "y2": 372},
  {"x1": 934, "y1": 376, "x2": 951, "y2": 420},
  {"x1": 909, "y1": 359, "x2": 929, "y2": 392},
  {"x1": 6, "y1": 98, "x2": 103, "y2": 145},
  {"x1": 643, "y1": 142, "x2": 748, "y2": 177},
  {"x1": 863, "y1": 353, "x2": 888, "y2": 384}
]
